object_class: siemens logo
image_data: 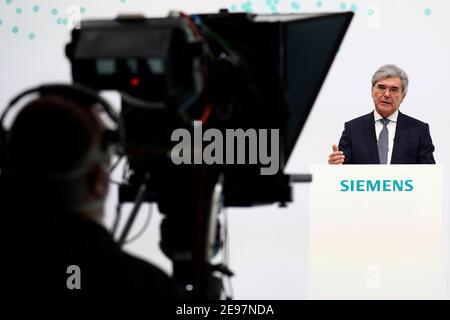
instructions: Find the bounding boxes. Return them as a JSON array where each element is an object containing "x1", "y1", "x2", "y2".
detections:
[{"x1": 340, "y1": 179, "x2": 414, "y2": 192}]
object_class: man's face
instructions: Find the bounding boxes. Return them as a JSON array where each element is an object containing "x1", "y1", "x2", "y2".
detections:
[{"x1": 371, "y1": 76, "x2": 405, "y2": 118}]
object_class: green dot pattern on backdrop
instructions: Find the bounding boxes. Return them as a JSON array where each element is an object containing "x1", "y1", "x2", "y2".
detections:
[{"x1": 0, "y1": 1, "x2": 436, "y2": 42}]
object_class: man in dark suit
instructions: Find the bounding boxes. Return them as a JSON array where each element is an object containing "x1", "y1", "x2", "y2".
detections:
[{"x1": 328, "y1": 64, "x2": 435, "y2": 165}]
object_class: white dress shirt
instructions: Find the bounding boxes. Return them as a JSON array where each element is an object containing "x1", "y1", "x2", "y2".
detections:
[{"x1": 374, "y1": 109, "x2": 398, "y2": 164}]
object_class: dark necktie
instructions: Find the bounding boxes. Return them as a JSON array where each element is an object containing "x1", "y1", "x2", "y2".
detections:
[{"x1": 378, "y1": 118, "x2": 390, "y2": 164}]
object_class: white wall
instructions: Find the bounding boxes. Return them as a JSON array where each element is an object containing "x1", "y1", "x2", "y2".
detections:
[{"x1": 1, "y1": 0, "x2": 449, "y2": 299}]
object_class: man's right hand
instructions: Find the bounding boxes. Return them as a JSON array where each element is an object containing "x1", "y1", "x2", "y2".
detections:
[{"x1": 328, "y1": 144, "x2": 345, "y2": 165}]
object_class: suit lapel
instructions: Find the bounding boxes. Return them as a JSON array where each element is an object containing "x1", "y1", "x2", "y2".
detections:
[
  {"x1": 391, "y1": 111, "x2": 408, "y2": 164},
  {"x1": 363, "y1": 112, "x2": 379, "y2": 164}
]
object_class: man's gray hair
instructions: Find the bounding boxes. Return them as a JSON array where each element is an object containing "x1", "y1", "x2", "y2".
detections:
[{"x1": 371, "y1": 64, "x2": 409, "y2": 94}]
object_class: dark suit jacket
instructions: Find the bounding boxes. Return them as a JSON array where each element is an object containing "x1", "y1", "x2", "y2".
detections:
[
  {"x1": 338, "y1": 111, "x2": 435, "y2": 164},
  {"x1": 0, "y1": 178, "x2": 181, "y2": 299}
]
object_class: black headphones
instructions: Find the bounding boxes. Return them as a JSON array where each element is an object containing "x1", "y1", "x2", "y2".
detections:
[{"x1": 0, "y1": 83, "x2": 122, "y2": 176}]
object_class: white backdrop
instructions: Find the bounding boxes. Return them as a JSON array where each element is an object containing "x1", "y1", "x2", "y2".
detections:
[{"x1": 1, "y1": 0, "x2": 449, "y2": 299}]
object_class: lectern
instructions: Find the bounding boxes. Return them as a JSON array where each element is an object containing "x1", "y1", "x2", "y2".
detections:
[{"x1": 308, "y1": 165, "x2": 446, "y2": 299}]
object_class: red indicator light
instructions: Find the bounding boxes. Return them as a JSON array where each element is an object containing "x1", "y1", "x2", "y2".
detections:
[{"x1": 130, "y1": 78, "x2": 141, "y2": 86}]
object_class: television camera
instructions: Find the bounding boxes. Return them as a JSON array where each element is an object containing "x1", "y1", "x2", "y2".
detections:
[{"x1": 65, "y1": 9, "x2": 353, "y2": 299}]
